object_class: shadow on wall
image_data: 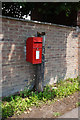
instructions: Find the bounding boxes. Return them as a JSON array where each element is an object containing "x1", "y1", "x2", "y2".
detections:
[{"x1": 44, "y1": 27, "x2": 78, "y2": 86}]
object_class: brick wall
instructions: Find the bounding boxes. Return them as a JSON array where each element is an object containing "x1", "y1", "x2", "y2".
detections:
[
  {"x1": 0, "y1": 17, "x2": 2, "y2": 97},
  {"x1": 77, "y1": 10, "x2": 80, "y2": 76},
  {"x1": 78, "y1": 33, "x2": 80, "y2": 76},
  {"x1": 1, "y1": 16, "x2": 78, "y2": 97}
]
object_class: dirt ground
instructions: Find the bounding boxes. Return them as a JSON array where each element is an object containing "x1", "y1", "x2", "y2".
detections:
[{"x1": 11, "y1": 92, "x2": 79, "y2": 118}]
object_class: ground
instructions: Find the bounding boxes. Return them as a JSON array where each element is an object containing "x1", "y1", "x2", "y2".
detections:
[
  {"x1": 59, "y1": 107, "x2": 79, "y2": 118},
  {"x1": 11, "y1": 92, "x2": 79, "y2": 118}
]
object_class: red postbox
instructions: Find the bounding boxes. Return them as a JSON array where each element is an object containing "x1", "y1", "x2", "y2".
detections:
[{"x1": 26, "y1": 37, "x2": 43, "y2": 64}]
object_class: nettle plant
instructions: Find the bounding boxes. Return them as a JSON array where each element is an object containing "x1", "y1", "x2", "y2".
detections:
[{"x1": 2, "y1": 77, "x2": 80, "y2": 118}]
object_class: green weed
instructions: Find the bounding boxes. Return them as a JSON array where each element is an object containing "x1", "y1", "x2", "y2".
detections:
[
  {"x1": 76, "y1": 102, "x2": 80, "y2": 107},
  {"x1": 2, "y1": 77, "x2": 80, "y2": 119},
  {"x1": 53, "y1": 112, "x2": 61, "y2": 117}
]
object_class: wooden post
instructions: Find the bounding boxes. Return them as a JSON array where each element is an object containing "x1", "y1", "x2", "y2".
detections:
[{"x1": 35, "y1": 32, "x2": 45, "y2": 92}]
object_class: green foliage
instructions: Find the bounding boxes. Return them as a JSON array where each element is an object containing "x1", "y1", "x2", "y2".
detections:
[
  {"x1": 55, "y1": 77, "x2": 79, "y2": 98},
  {"x1": 2, "y1": 2, "x2": 80, "y2": 26},
  {"x1": 2, "y1": 2, "x2": 80, "y2": 18},
  {"x1": 2, "y1": 77, "x2": 79, "y2": 119},
  {"x1": 76, "y1": 102, "x2": 80, "y2": 107},
  {"x1": 2, "y1": 102, "x2": 14, "y2": 118},
  {"x1": 53, "y1": 112, "x2": 61, "y2": 117},
  {"x1": 20, "y1": 89, "x2": 31, "y2": 98}
]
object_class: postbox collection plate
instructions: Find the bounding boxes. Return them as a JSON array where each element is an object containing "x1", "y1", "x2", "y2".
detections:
[{"x1": 36, "y1": 51, "x2": 40, "y2": 59}]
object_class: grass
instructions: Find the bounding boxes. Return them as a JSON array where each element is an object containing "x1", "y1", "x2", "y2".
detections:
[
  {"x1": 53, "y1": 112, "x2": 61, "y2": 117},
  {"x1": 76, "y1": 102, "x2": 80, "y2": 107},
  {"x1": 1, "y1": 77, "x2": 80, "y2": 119}
]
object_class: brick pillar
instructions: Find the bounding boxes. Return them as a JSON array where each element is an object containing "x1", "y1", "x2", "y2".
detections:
[
  {"x1": 78, "y1": 34, "x2": 80, "y2": 76},
  {"x1": 77, "y1": 10, "x2": 80, "y2": 27},
  {"x1": 77, "y1": 10, "x2": 80, "y2": 76}
]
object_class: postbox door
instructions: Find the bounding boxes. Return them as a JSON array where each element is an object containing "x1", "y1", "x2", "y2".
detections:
[{"x1": 33, "y1": 48, "x2": 42, "y2": 64}]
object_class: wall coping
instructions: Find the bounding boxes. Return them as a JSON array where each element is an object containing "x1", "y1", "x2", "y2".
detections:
[{"x1": 1, "y1": 15, "x2": 76, "y2": 30}]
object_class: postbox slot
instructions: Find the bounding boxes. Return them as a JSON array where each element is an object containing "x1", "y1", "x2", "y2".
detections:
[{"x1": 34, "y1": 42, "x2": 42, "y2": 43}]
